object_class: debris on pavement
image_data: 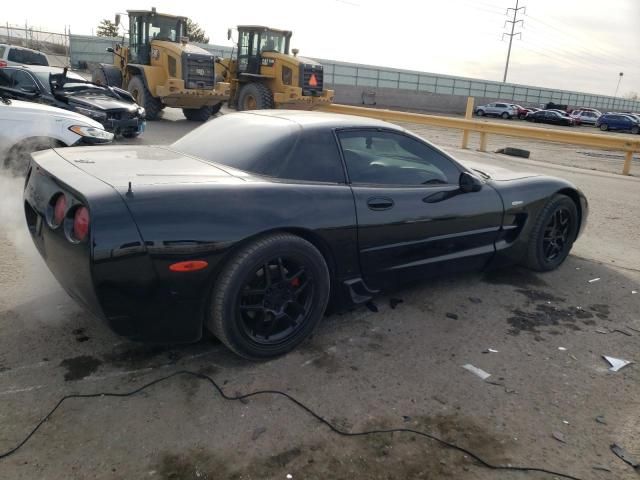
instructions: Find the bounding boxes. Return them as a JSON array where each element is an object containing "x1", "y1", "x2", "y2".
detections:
[
  {"x1": 596, "y1": 328, "x2": 610, "y2": 334},
  {"x1": 603, "y1": 356, "x2": 633, "y2": 372},
  {"x1": 482, "y1": 348, "x2": 499, "y2": 353},
  {"x1": 365, "y1": 301, "x2": 378, "y2": 313},
  {"x1": 588, "y1": 278, "x2": 601, "y2": 283},
  {"x1": 468, "y1": 297, "x2": 482, "y2": 304},
  {"x1": 632, "y1": 290, "x2": 637, "y2": 295},
  {"x1": 462, "y1": 364, "x2": 491, "y2": 380},
  {"x1": 628, "y1": 325, "x2": 640, "y2": 333},
  {"x1": 595, "y1": 415, "x2": 607, "y2": 425},
  {"x1": 446, "y1": 312, "x2": 459, "y2": 320},
  {"x1": 592, "y1": 465, "x2": 612, "y2": 472},
  {"x1": 389, "y1": 298, "x2": 403, "y2": 309},
  {"x1": 552, "y1": 431, "x2": 566, "y2": 443},
  {"x1": 558, "y1": 347, "x2": 567, "y2": 351},
  {"x1": 611, "y1": 443, "x2": 640, "y2": 469},
  {"x1": 251, "y1": 427, "x2": 267, "y2": 441}
]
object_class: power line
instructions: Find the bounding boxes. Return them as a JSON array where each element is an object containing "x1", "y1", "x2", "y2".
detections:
[{"x1": 502, "y1": 0, "x2": 525, "y2": 82}]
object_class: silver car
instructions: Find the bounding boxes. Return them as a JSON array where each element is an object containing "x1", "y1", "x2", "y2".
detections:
[
  {"x1": 0, "y1": 44, "x2": 49, "y2": 68},
  {"x1": 475, "y1": 102, "x2": 517, "y2": 119}
]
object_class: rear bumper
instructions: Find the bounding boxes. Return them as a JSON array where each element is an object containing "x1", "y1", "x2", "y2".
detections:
[
  {"x1": 23, "y1": 150, "x2": 204, "y2": 343},
  {"x1": 274, "y1": 87, "x2": 335, "y2": 108}
]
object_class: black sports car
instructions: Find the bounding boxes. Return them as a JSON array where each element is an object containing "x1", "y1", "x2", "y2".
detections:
[
  {"x1": 24, "y1": 111, "x2": 588, "y2": 359},
  {"x1": 0, "y1": 65, "x2": 145, "y2": 137}
]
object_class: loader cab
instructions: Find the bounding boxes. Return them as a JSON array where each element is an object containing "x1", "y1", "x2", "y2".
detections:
[
  {"x1": 126, "y1": 9, "x2": 187, "y2": 64},
  {"x1": 235, "y1": 26, "x2": 292, "y2": 75}
]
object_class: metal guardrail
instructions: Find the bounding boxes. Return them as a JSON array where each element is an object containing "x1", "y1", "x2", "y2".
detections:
[{"x1": 319, "y1": 101, "x2": 640, "y2": 175}]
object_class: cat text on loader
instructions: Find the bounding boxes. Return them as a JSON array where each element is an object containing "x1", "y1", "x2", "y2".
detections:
[
  {"x1": 216, "y1": 26, "x2": 334, "y2": 110},
  {"x1": 92, "y1": 9, "x2": 230, "y2": 121}
]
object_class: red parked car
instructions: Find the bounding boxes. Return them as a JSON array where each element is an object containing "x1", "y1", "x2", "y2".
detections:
[{"x1": 511, "y1": 104, "x2": 534, "y2": 120}]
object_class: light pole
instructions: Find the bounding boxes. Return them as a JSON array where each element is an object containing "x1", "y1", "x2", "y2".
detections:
[{"x1": 614, "y1": 72, "x2": 624, "y2": 97}]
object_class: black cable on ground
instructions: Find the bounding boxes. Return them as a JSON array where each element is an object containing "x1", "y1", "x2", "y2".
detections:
[{"x1": 0, "y1": 370, "x2": 583, "y2": 480}]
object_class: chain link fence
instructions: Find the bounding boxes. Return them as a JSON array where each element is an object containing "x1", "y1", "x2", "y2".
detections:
[{"x1": 0, "y1": 25, "x2": 69, "y2": 67}]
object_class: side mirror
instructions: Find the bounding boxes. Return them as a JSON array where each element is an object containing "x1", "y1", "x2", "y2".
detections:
[
  {"x1": 106, "y1": 47, "x2": 114, "y2": 53},
  {"x1": 115, "y1": 14, "x2": 121, "y2": 26},
  {"x1": 459, "y1": 171, "x2": 483, "y2": 193}
]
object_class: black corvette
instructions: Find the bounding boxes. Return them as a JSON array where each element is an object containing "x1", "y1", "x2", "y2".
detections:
[
  {"x1": 0, "y1": 65, "x2": 145, "y2": 137},
  {"x1": 24, "y1": 111, "x2": 588, "y2": 359}
]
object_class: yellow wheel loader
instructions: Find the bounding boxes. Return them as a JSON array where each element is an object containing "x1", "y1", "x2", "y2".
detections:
[
  {"x1": 92, "y1": 9, "x2": 230, "y2": 121},
  {"x1": 216, "y1": 26, "x2": 334, "y2": 111}
]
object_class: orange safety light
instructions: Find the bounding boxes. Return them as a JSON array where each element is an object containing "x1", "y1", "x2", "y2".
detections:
[
  {"x1": 309, "y1": 74, "x2": 318, "y2": 87},
  {"x1": 169, "y1": 260, "x2": 209, "y2": 272}
]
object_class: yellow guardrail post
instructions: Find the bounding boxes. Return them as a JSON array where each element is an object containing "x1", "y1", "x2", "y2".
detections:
[
  {"x1": 623, "y1": 151, "x2": 634, "y2": 176},
  {"x1": 461, "y1": 97, "x2": 474, "y2": 150},
  {"x1": 317, "y1": 104, "x2": 640, "y2": 175},
  {"x1": 479, "y1": 132, "x2": 488, "y2": 152}
]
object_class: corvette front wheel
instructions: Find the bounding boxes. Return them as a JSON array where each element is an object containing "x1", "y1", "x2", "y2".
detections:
[
  {"x1": 208, "y1": 233, "x2": 330, "y2": 360},
  {"x1": 524, "y1": 194, "x2": 578, "y2": 272}
]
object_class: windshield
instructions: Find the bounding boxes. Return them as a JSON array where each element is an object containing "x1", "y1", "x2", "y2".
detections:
[
  {"x1": 149, "y1": 16, "x2": 184, "y2": 42},
  {"x1": 260, "y1": 31, "x2": 287, "y2": 54},
  {"x1": 34, "y1": 71, "x2": 94, "y2": 93},
  {"x1": 171, "y1": 113, "x2": 299, "y2": 175}
]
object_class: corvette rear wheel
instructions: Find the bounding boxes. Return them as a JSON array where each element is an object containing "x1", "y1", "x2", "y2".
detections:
[
  {"x1": 524, "y1": 194, "x2": 578, "y2": 272},
  {"x1": 208, "y1": 233, "x2": 330, "y2": 360}
]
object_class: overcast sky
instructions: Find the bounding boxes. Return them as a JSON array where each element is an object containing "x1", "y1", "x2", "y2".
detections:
[{"x1": 5, "y1": 0, "x2": 639, "y2": 97}]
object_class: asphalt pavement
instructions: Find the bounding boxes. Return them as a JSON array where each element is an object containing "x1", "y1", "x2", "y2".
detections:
[{"x1": 0, "y1": 109, "x2": 639, "y2": 480}]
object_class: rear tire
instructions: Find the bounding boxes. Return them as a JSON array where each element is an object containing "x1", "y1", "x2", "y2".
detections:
[
  {"x1": 599, "y1": 123, "x2": 609, "y2": 131},
  {"x1": 208, "y1": 233, "x2": 330, "y2": 360},
  {"x1": 210, "y1": 102, "x2": 222, "y2": 115},
  {"x1": 182, "y1": 106, "x2": 213, "y2": 121},
  {"x1": 631, "y1": 126, "x2": 639, "y2": 135},
  {"x1": 237, "y1": 83, "x2": 274, "y2": 111},
  {"x1": 501, "y1": 112, "x2": 510, "y2": 119},
  {"x1": 524, "y1": 194, "x2": 578, "y2": 272},
  {"x1": 127, "y1": 76, "x2": 162, "y2": 120}
]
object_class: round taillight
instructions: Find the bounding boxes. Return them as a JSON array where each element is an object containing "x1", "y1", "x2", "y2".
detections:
[
  {"x1": 53, "y1": 195, "x2": 67, "y2": 227},
  {"x1": 72, "y1": 206, "x2": 90, "y2": 242}
]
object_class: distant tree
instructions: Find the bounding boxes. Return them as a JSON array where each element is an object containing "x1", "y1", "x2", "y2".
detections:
[
  {"x1": 623, "y1": 91, "x2": 638, "y2": 101},
  {"x1": 96, "y1": 19, "x2": 119, "y2": 37},
  {"x1": 186, "y1": 19, "x2": 209, "y2": 44}
]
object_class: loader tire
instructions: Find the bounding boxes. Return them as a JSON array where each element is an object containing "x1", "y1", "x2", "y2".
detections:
[
  {"x1": 237, "y1": 83, "x2": 274, "y2": 111},
  {"x1": 127, "y1": 76, "x2": 162, "y2": 120}
]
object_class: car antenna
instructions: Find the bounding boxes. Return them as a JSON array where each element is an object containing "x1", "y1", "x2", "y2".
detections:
[{"x1": 127, "y1": 181, "x2": 133, "y2": 196}]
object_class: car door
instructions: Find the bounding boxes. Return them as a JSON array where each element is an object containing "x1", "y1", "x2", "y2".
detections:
[
  {"x1": 486, "y1": 103, "x2": 497, "y2": 115},
  {"x1": 336, "y1": 128, "x2": 504, "y2": 289}
]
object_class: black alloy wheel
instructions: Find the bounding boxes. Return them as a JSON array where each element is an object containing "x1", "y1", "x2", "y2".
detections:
[
  {"x1": 542, "y1": 207, "x2": 572, "y2": 262},
  {"x1": 524, "y1": 194, "x2": 578, "y2": 272},
  {"x1": 208, "y1": 233, "x2": 330, "y2": 359},
  {"x1": 238, "y1": 257, "x2": 313, "y2": 345}
]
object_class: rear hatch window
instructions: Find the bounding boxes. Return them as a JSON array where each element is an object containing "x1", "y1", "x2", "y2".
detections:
[{"x1": 8, "y1": 48, "x2": 48, "y2": 66}]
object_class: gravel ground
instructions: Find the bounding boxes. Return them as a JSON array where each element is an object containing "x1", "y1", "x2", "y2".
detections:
[{"x1": 0, "y1": 110, "x2": 639, "y2": 480}]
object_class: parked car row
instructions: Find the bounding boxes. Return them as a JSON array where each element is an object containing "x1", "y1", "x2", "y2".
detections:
[{"x1": 476, "y1": 101, "x2": 640, "y2": 135}]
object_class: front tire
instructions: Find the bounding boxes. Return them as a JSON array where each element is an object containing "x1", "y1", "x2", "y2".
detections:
[
  {"x1": 501, "y1": 112, "x2": 510, "y2": 119},
  {"x1": 208, "y1": 233, "x2": 330, "y2": 360},
  {"x1": 182, "y1": 106, "x2": 213, "y2": 121},
  {"x1": 524, "y1": 194, "x2": 578, "y2": 272},
  {"x1": 599, "y1": 123, "x2": 609, "y2": 131},
  {"x1": 631, "y1": 126, "x2": 639, "y2": 135},
  {"x1": 237, "y1": 83, "x2": 274, "y2": 111},
  {"x1": 127, "y1": 76, "x2": 162, "y2": 120},
  {"x1": 476, "y1": 109, "x2": 485, "y2": 117}
]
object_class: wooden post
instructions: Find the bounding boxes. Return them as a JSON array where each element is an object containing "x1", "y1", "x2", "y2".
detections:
[
  {"x1": 479, "y1": 132, "x2": 488, "y2": 152},
  {"x1": 623, "y1": 151, "x2": 633, "y2": 175},
  {"x1": 461, "y1": 97, "x2": 474, "y2": 149}
]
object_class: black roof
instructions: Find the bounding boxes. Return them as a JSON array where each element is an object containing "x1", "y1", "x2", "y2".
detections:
[{"x1": 239, "y1": 109, "x2": 400, "y2": 131}]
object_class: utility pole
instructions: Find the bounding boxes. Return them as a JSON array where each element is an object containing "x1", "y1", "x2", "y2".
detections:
[{"x1": 502, "y1": 0, "x2": 525, "y2": 83}]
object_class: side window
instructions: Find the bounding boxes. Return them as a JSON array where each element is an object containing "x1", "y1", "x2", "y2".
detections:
[
  {"x1": 496, "y1": 103, "x2": 506, "y2": 108},
  {"x1": 338, "y1": 130, "x2": 460, "y2": 186},
  {"x1": 0, "y1": 68, "x2": 13, "y2": 87},
  {"x1": 276, "y1": 129, "x2": 345, "y2": 183},
  {"x1": 13, "y1": 71, "x2": 36, "y2": 90}
]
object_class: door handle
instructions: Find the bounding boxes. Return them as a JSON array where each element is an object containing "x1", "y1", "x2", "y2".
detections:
[{"x1": 367, "y1": 197, "x2": 394, "y2": 211}]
